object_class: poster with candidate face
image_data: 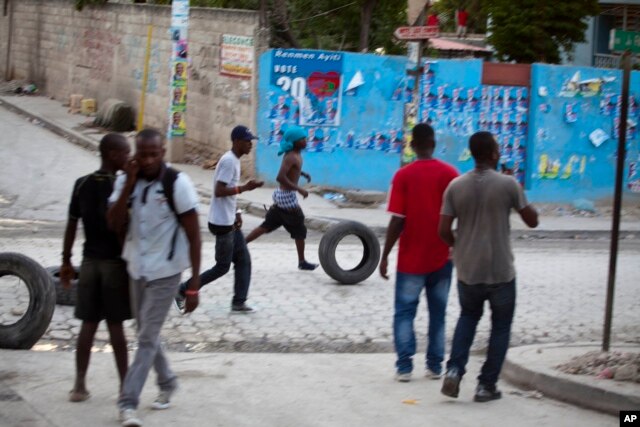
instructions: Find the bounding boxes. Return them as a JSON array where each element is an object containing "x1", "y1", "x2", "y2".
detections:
[{"x1": 270, "y1": 50, "x2": 343, "y2": 128}]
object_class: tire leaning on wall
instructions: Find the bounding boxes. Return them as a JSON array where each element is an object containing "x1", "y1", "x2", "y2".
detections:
[
  {"x1": 0, "y1": 253, "x2": 56, "y2": 349},
  {"x1": 318, "y1": 221, "x2": 381, "y2": 285}
]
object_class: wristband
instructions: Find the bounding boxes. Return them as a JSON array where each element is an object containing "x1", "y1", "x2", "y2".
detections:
[{"x1": 185, "y1": 289, "x2": 199, "y2": 296}]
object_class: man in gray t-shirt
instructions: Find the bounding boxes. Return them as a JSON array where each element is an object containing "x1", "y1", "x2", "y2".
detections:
[{"x1": 438, "y1": 131, "x2": 538, "y2": 403}]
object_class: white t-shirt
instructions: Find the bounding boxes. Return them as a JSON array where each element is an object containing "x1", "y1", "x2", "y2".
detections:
[
  {"x1": 208, "y1": 151, "x2": 240, "y2": 226},
  {"x1": 109, "y1": 169, "x2": 199, "y2": 281}
]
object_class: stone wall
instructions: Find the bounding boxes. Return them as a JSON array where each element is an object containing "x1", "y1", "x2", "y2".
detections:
[{"x1": 0, "y1": 0, "x2": 265, "y2": 174}]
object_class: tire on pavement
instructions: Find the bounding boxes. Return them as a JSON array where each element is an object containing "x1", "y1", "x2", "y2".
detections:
[
  {"x1": 0, "y1": 252, "x2": 56, "y2": 349},
  {"x1": 46, "y1": 266, "x2": 78, "y2": 306},
  {"x1": 318, "y1": 221, "x2": 381, "y2": 285}
]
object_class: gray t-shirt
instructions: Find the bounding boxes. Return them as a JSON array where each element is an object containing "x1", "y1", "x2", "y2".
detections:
[
  {"x1": 208, "y1": 151, "x2": 240, "y2": 226},
  {"x1": 441, "y1": 169, "x2": 528, "y2": 285}
]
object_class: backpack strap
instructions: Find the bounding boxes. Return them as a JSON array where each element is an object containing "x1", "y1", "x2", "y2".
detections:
[{"x1": 161, "y1": 166, "x2": 180, "y2": 260}]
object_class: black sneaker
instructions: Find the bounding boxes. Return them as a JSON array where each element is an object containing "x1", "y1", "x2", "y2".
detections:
[
  {"x1": 474, "y1": 384, "x2": 502, "y2": 402},
  {"x1": 441, "y1": 369, "x2": 461, "y2": 398},
  {"x1": 231, "y1": 303, "x2": 255, "y2": 314},
  {"x1": 173, "y1": 293, "x2": 186, "y2": 315},
  {"x1": 298, "y1": 261, "x2": 318, "y2": 271}
]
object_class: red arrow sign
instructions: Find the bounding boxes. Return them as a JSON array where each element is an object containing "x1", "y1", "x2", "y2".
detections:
[{"x1": 394, "y1": 26, "x2": 439, "y2": 40}]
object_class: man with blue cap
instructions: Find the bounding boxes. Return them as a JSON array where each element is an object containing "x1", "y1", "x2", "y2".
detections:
[
  {"x1": 175, "y1": 125, "x2": 264, "y2": 314},
  {"x1": 246, "y1": 126, "x2": 317, "y2": 270}
]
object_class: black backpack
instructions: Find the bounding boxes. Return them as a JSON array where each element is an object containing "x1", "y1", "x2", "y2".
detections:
[{"x1": 161, "y1": 166, "x2": 181, "y2": 261}]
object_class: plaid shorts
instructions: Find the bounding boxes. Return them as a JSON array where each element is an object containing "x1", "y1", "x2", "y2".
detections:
[{"x1": 272, "y1": 189, "x2": 299, "y2": 210}]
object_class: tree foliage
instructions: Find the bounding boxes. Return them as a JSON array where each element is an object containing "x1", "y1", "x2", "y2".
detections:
[
  {"x1": 77, "y1": 0, "x2": 406, "y2": 54},
  {"x1": 484, "y1": 0, "x2": 600, "y2": 63}
]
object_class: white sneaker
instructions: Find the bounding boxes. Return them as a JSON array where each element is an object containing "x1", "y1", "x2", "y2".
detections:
[
  {"x1": 425, "y1": 368, "x2": 442, "y2": 379},
  {"x1": 119, "y1": 408, "x2": 142, "y2": 426},
  {"x1": 151, "y1": 388, "x2": 175, "y2": 410},
  {"x1": 395, "y1": 372, "x2": 412, "y2": 382}
]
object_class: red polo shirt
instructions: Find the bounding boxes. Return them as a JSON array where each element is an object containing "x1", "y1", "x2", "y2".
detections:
[{"x1": 387, "y1": 159, "x2": 458, "y2": 274}]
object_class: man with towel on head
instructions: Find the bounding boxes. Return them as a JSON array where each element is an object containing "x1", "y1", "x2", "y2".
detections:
[{"x1": 246, "y1": 126, "x2": 318, "y2": 270}]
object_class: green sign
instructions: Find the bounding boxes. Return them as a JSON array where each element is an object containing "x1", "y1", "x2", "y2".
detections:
[{"x1": 610, "y1": 29, "x2": 640, "y2": 54}]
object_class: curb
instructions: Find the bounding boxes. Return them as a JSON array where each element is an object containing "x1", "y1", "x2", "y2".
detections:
[
  {"x1": 0, "y1": 97, "x2": 99, "y2": 152},
  {"x1": 503, "y1": 343, "x2": 640, "y2": 416}
]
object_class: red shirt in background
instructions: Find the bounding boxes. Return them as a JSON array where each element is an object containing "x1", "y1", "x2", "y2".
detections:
[
  {"x1": 387, "y1": 159, "x2": 459, "y2": 274},
  {"x1": 457, "y1": 9, "x2": 468, "y2": 27},
  {"x1": 426, "y1": 14, "x2": 439, "y2": 28}
]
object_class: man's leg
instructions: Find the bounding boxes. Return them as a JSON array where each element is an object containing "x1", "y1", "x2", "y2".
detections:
[
  {"x1": 393, "y1": 272, "x2": 425, "y2": 377},
  {"x1": 424, "y1": 261, "x2": 453, "y2": 376},
  {"x1": 477, "y1": 279, "x2": 516, "y2": 387},
  {"x1": 446, "y1": 282, "x2": 486, "y2": 376},
  {"x1": 180, "y1": 229, "x2": 234, "y2": 296},
  {"x1": 245, "y1": 226, "x2": 268, "y2": 243},
  {"x1": 118, "y1": 274, "x2": 180, "y2": 411},
  {"x1": 295, "y1": 239, "x2": 305, "y2": 263},
  {"x1": 231, "y1": 229, "x2": 252, "y2": 307},
  {"x1": 106, "y1": 321, "x2": 128, "y2": 390},
  {"x1": 70, "y1": 321, "x2": 99, "y2": 401}
]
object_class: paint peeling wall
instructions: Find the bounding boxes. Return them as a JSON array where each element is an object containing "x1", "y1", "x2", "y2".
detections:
[
  {"x1": 0, "y1": 0, "x2": 263, "y2": 171},
  {"x1": 528, "y1": 64, "x2": 640, "y2": 201}
]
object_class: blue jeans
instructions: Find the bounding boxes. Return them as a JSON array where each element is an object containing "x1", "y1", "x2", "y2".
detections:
[
  {"x1": 446, "y1": 279, "x2": 516, "y2": 387},
  {"x1": 393, "y1": 261, "x2": 452, "y2": 375},
  {"x1": 180, "y1": 226, "x2": 251, "y2": 306}
]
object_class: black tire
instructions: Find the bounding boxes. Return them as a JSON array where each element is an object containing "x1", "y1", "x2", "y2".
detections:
[
  {"x1": 46, "y1": 266, "x2": 78, "y2": 306},
  {"x1": 318, "y1": 221, "x2": 381, "y2": 285},
  {"x1": 0, "y1": 252, "x2": 56, "y2": 349}
]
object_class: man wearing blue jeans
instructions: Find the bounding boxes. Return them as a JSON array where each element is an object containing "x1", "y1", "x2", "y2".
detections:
[
  {"x1": 439, "y1": 131, "x2": 538, "y2": 402},
  {"x1": 175, "y1": 125, "x2": 263, "y2": 313},
  {"x1": 380, "y1": 123, "x2": 458, "y2": 382}
]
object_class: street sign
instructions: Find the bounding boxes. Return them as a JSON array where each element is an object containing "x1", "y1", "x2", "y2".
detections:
[
  {"x1": 610, "y1": 29, "x2": 640, "y2": 54},
  {"x1": 394, "y1": 26, "x2": 439, "y2": 40}
]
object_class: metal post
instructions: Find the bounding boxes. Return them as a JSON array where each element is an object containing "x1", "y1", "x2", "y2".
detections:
[
  {"x1": 4, "y1": 0, "x2": 13, "y2": 81},
  {"x1": 603, "y1": 50, "x2": 631, "y2": 352}
]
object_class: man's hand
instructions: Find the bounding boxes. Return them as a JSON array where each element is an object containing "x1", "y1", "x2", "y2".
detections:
[
  {"x1": 243, "y1": 179, "x2": 264, "y2": 192},
  {"x1": 298, "y1": 188, "x2": 309, "y2": 199},
  {"x1": 234, "y1": 212, "x2": 243, "y2": 230},
  {"x1": 123, "y1": 159, "x2": 140, "y2": 187},
  {"x1": 184, "y1": 276, "x2": 200, "y2": 313},
  {"x1": 379, "y1": 257, "x2": 389, "y2": 280},
  {"x1": 59, "y1": 261, "x2": 75, "y2": 289}
]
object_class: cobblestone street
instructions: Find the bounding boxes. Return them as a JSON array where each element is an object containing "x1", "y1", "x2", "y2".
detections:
[{"x1": 2, "y1": 232, "x2": 638, "y2": 354}]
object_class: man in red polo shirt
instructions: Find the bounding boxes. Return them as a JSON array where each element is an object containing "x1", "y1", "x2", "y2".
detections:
[{"x1": 380, "y1": 123, "x2": 459, "y2": 382}]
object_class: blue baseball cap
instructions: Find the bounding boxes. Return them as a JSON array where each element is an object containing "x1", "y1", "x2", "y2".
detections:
[{"x1": 231, "y1": 125, "x2": 257, "y2": 141}]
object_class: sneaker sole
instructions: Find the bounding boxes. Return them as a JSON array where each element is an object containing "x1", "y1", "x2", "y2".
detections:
[
  {"x1": 151, "y1": 402, "x2": 171, "y2": 410},
  {"x1": 441, "y1": 378, "x2": 460, "y2": 398},
  {"x1": 474, "y1": 392, "x2": 502, "y2": 402}
]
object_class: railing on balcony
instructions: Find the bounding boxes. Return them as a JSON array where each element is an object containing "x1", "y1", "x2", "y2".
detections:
[{"x1": 594, "y1": 53, "x2": 621, "y2": 69}]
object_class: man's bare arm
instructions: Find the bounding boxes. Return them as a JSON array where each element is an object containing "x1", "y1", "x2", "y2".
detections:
[
  {"x1": 60, "y1": 218, "x2": 78, "y2": 288},
  {"x1": 379, "y1": 216, "x2": 404, "y2": 280},
  {"x1": 519, "y1": 205, "x2": 539, "y2": 228},
  {"x1": 438, "y1": 214, "x2": 455, "y2": 247},
  {"x1": 276, "y1": 155, "x2": 307, "y2": 197},
  {"x1": 179, "y1": 209, "x2": 201, "y2": 313}
]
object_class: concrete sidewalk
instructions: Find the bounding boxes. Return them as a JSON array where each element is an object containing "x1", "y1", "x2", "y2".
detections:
[
  {"x1": 0, "y1": 350, "x2": 620, "y2": 427},
  {"x1": 2, "y1": 94, "x2": 640, "y2": 238}
]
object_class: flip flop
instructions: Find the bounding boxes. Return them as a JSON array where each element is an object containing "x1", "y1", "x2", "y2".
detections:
[{"x1": 68, "y1": 390, "x2": 91, "y2": 402}]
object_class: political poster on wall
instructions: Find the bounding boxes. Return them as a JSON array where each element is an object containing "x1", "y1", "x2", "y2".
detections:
[
  {"x1": 221, "y1": 34, "x2": 254, "y2": 78},
  {"x1": 169, "y1": 0, "x2": 189, "y2": 138},
  {"x1": 269, "y1": 49, "x2": 343, "y2": 128}
]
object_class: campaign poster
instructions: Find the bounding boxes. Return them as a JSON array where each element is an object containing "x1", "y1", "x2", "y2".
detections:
[
  {"x1": 169, "y1": 0, "x2": 189, "y2": 138},
  {"x1": 220, "y1": 34, "x2": 254, "y2": 78},
  {"x1": 270, "y1": 49, "x2": 343, "y2": 127}
]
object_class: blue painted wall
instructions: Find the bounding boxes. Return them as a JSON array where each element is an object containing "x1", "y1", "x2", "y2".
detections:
[
  {"x1": 256, "y1": 50, "x2": 640, "y2": 201},
  {"x1": 256, "y1": 49, "x2": 407, "y2": 191},
  {"x1": 528, "y1": 64, "x2": 640, "y2": 201}
]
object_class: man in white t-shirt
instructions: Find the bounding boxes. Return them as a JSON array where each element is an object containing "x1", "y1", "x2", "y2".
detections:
[{"x1": 175, "y1": 125, "x2": 263, "y2": 313}]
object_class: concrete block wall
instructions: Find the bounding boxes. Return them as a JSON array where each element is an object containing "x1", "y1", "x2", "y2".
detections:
[{"x1": 1, "y1": 0, "x2": 264, "y2": 176}]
